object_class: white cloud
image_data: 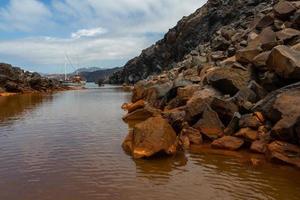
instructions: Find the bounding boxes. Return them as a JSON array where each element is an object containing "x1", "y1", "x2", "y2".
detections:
[
  {"x1": 71, "y1": 27, "x2": 107, "y2": 39},
  {"x1": 0, "y1": 0, "x2": 206, "y2": 73},
  {"x1": 0, "y1": 0, "x2": 52, "y2": 32},
  {"x1": 0, "y1": 36, "x2": 151, "y2": 69}
]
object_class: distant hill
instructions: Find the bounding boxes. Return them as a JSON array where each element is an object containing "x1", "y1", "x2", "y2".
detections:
[
  {"x1": 73, "y1": 67, "x2": 102, "y2": 74},
  {"x1": 79, "y1": 67, "x2": 122, "y2": 83},
  {"x1": 46, "y1": 67, "x2": 121, "y2": 83}
]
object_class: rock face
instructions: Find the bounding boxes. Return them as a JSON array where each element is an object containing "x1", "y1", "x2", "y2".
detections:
[
  {"x1": 109, "y1": 0, "x2": 274, "y2": 84},
  {"x1": 120, "y1": 0, "x2": 300, "y2": 168},
  {"x1": 122, "y1": 116, "x2": 178, "y2": 159},
  {"x1": 0, "y1": 63, "x2": 63, "y2": 93}
]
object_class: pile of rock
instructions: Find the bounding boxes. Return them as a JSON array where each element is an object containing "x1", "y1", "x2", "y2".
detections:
[
  {"x1": 121, "y1": 0, "x2": 300, "y2": 168},
  {"x1": 0, "y1": 63, "x2": 63, "y2": 94}
]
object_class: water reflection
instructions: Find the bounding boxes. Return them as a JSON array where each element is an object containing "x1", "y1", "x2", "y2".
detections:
[
  {"x1": 0, "y1": 88, "x2": 300, "y2": 200},
  {"x1": 0, "y1": 94, "x2": 50, "y2": 123},
  {"x1": 134, "y1": 152, "x2": 188, "y2": 182}
]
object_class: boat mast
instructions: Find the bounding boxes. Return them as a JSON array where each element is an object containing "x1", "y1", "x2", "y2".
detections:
[{"x1": 64, "y1": 55, "x2": 67, "y2": 81}]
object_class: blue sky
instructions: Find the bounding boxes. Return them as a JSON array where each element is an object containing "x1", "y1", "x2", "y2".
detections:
[{"x1": 0, "y1": 0, "x2": 204, "y2": 73}]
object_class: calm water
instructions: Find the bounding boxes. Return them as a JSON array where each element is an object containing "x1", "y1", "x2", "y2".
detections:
[{"x1": 0, "y1": 85, "x2": 300, "y2": 200}]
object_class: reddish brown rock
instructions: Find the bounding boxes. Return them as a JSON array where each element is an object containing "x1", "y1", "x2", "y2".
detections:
[
  {"x1": 177, "y1": 84, "x2": 201, "y2": 100},
  {"x1": 274, "y1": 1, "x2": 297, "y2": 20},
  {"x1": 235, "y1": 128, "x2": 258, "y2": 141},
  {"x1": 236, "y1": 46, "x2": 262, "y2": 64},
  {"x1": 252, "y1": 51, "x2": 271, "y2": 68},
  {"x1": 122, "y1": 104, "x2": 161, "y2": 124},
  {"x1": 292, "y1": 43, "x2": 300, "y2": 51},
  {"x1": 162, "y1": 108, "x2": 186, "y2": 133},
  {"x1": 122, "y1": 130, "x2": 134, "y2": 153},
  {"x1": 211, "y1": 98, "x2": 239, "y2": 129},
  {"x1": 193, "y1": 105, "x2": 224, "y2": 139},
  {"x1": 211, "y1": 136, "x2": 244, "y2": 151},
  {"x1": 266, "y1": 141, "x2": 300, "y2": 168},
  {"x1": 256, "y1": 14, "x2": 274, "y2": 29},
  {"x1": 122, "y1": 100, "x2": 146, "y2": 113},
  {"x1": 266, "y1": 45, "x2": 300, "y2": 79},
  {"x1": 276, "y1": 28, "x2": 300, "y2": 42},
  {"x1": 258, "y1": 27, "x2": 278, "y2": 50},
  {"x1": 184, "y1": 87, "x2": 220, "y2": 121},
  {"x1": 239, "y1": 113, "x2": 264, "y2": 129},
  {"x1": 206, "y1": 66, "x2": 251, "y2": 96},
  {"x1": 123, "y1": 116, "x2": 178, "y2": 159},
  {"x1": 250, "y1": 140, "x2": 268, "y2": 154},
  {"x1": 271, "y1": 89, "x2": 300, "y2": 143},
  {"x1": 179, "y1": 127, "x2": 203, "y2": 149}
]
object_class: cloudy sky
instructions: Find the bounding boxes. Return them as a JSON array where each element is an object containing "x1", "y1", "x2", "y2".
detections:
[{"x1": 0, "y1": 0, "x2": 204, "y2": 73}]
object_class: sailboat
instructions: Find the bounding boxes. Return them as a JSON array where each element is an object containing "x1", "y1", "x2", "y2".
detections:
[{"x1": 61, "y1": 54, "x2": 86, "y2": 87}]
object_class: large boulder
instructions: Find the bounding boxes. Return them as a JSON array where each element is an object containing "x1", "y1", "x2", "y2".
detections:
[
  {"x1": 206, "y1": 65, "x2": 251, "y2": 96},
  {"x1": 236, "y1": 46, "x2": 262, "y2": 63},
  {"x1": 177, "y1": 84, "x2": 201, "y2": 100},
  {"x1": 271, "y1": 89, "x2": 300, "y2": 144},
  {"x1": 179, "y1": 126, "x2": 203, "y2": 149},
  {"x1": 122, "y1": 104, "x2": 161, "y2": 124},
  {"x1": 266, "y1": 45, "x2": 300, "y2": 80},
  {"x1": 253, "y1": 83, "x2": 300, "y2": 144},
  {"x1": 273, "y1": 1, "x2": 296, "y2": 20},
  {"x1": 235, "y1": 128, "x2": 258, "y2": 142},
  {"x1": 122, "y1": 116, "x2": 178, "y2": 159},
  {"x1": 184, "y1": 86, "x2": 220, "y2": 121},
  {"x1": 131, "y1": 79, "x2": 173, "y2": 106},
  {"x1": 193, "y1": 104, "x2": 225, "y2": 139},
  {"x1": 239, "y1": 113, "x2": 264, "y2": 129},
  {"x1": 122, "y1": 100, "x2": 146, "y2": 113},
  {"x1": 266, "y1": 141, "x2": 300, "y2": 168},
  {"x1": 276, "y1": 28, "x2": 300, "y2": 42},
  {"x1": 211, "y1": 136, "x2": 244, "y2": 151}
]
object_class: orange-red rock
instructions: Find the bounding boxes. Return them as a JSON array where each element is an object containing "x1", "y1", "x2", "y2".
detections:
[{"x1": 211, "y1": 136, "x2": 244, "y2": 151}]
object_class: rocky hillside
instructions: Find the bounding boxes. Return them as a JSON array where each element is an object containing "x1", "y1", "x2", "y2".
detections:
[
  {"x1": 121, "y1": 0, "x2": 300, "y2": 168},
  {"x1": 0, "y1": 63, "x2": 63, "y2": 93},
  {"x1": 80, "y1": 67, "x2": 121, "y2": 83},
  {"x1": 109, "y1": 0, "x2": 274, "y2": 84}
]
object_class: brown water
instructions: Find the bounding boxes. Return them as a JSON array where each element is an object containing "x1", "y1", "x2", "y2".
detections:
[{"x1": 0, "y1": 85, "x2": 300, "y2": 200}]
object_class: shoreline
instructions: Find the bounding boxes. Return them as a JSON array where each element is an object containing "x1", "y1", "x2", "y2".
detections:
[{"x1": 0, "y1": 86, "x2": 85, "y2": 97}]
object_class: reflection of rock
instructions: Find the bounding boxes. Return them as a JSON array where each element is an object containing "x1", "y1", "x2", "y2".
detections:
[
  {"x1": 133, "y1": 151, "x2": 187, "y2": 181},
  {"x1": 0, "y1": 94, "x2": 48, "y2": 122}
]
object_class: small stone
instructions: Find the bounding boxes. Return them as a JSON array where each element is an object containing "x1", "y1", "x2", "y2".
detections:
[{"x1": 211, "y1": 136, "x2": 244, "y2": 151}]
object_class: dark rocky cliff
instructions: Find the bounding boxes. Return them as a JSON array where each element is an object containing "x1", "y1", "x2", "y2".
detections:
[
  {"x1": 109, "y1": 0, "x2": 274, "y2": 84},
  {"x1": 0, "y1": 63, "x2": 62, "y2": 93},
  {"x1": 119, "y1": 0, "x2": 300, "y2": 168}
]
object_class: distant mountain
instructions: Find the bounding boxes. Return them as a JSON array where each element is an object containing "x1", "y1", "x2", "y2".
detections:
[
  {"x1": 79, "y1": 67, "x2": 122, "y2": 83},
  {"x1": 73, "y1": 67, "x2": 102, "y2": 74}
]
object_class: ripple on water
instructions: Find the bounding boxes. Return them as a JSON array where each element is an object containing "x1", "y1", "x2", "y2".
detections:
[{"x1": 0, "y1": 87, "x2": 300, "y2": 200}]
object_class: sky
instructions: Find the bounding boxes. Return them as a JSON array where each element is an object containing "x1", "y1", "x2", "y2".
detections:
[{"x1": 0, "y1": 0, "x2": 204, "y2": 73}]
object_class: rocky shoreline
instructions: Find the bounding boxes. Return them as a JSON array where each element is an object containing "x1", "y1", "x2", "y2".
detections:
[
  {"x1": 0, "y1": 63, "x2": 71, "y2": 96},
  {"x1": 119, "y1": 0, "x2": 300, "y2": 168}
]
